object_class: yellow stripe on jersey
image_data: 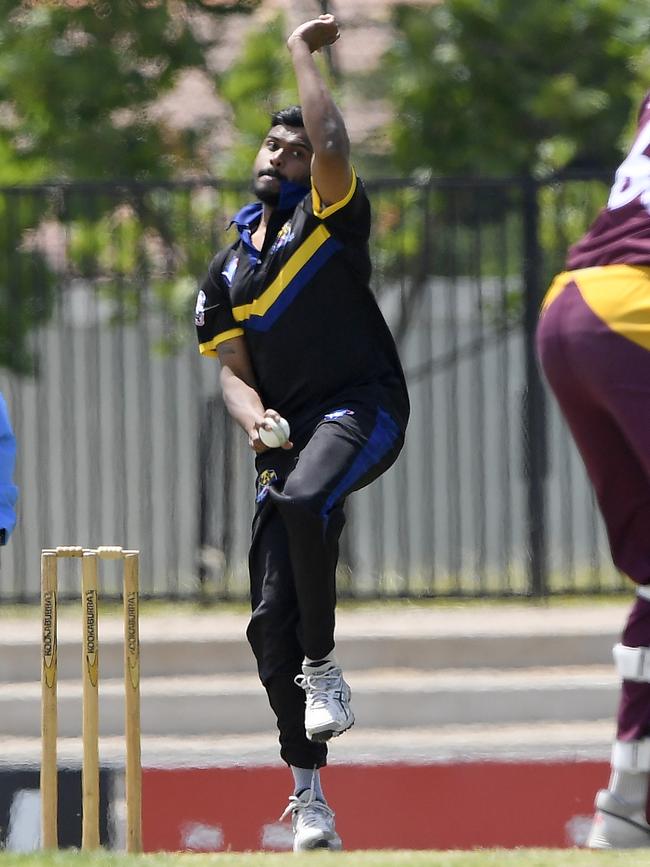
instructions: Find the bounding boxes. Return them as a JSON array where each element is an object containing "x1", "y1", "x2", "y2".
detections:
[
  {"x1": 542, "y1": 264, "x2": 650, "y2": 352},
  {"x1": 199, "y1": 327, "x2": 245, "y2": 357},
  {"x1": 232, "y1": 223, "x2": 332, "y2": 323},
  {"x1": 312, "y1": 168, "x2": 357, "y2": 220}
]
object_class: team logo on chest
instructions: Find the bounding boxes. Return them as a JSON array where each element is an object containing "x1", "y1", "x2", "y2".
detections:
[{"x1": 268, "y1": 221, "x2": 295, "y2": 255}]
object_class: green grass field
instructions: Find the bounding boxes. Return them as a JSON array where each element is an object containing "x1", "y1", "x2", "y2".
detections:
[{"x1": 0, "y1": 851, "x2": 642, "y2": 867}]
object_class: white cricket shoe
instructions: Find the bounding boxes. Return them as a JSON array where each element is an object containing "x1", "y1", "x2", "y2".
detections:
[
  {"x1": 294, "y1": 666, "x2": 354, "y2": 742},
  {"x1": 280, "y1": 789, "x2": 342, "y2": 851},
  {"x1": 586, "y1": 789, "x2": 650, "y2": 849}
]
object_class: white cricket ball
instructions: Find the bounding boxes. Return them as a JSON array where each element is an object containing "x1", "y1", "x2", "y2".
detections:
[{"x1": 259, "y1": 416, "x2": 291, "y2": 448}]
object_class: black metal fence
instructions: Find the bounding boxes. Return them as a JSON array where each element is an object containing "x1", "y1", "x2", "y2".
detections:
[{"x1": 0, "y1": 172, "x2": 628, "y2": 602}]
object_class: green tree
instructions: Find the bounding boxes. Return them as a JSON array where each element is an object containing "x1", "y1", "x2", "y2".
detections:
[
  {"x1": 0, "y1": 0, "x2": 259, "y2": 373},
  {"x1": 219, "y1": 12, "x2": 312, "y2": 179},
  {"x1": 0, "y1": 0, "x2": 260, "y2": 183},
  {"x1": 349, "y1": 1, "x2": 650, "y2": 346},
  {"x1": 379, "y1": 0, "x2": 650, "y2": 177}
]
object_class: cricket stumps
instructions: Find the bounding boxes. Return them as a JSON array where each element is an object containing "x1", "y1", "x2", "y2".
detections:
[{"x1": 40, "y1": 546, "x2": 142, "y2": 852}]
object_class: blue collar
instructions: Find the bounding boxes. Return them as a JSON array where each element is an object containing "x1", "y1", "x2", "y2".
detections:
[{"x1": 229, "y1": 181, "x2": 310, "y2": 265}]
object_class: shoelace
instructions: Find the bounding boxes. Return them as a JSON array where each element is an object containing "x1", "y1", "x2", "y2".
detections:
[
  {"x1": 279, "y1": 773, "x2": 335, "y2": 826},
  {"x1": 294, "y1": 668, "x2": 342, "y2": 709},
  {"x1": 280, "y1": 767, "x2": 317, "y2": 821}
]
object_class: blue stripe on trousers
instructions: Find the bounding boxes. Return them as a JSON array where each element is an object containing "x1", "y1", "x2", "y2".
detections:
[{"x1": 320, "y1": 406, "x2": 401, "y2": 519}]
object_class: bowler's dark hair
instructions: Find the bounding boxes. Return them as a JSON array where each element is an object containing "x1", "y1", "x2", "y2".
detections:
[{"x1": 270, "y1": 105, "x2": 304, "y2": 129}]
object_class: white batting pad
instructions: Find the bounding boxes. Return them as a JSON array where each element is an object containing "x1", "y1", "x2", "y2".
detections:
[
  {"x1": 612, "y1": 738, "x2": 650, "y2": 772},
  {"x1": 613, "y1": 643, "x2": 650, "y2": 682}
]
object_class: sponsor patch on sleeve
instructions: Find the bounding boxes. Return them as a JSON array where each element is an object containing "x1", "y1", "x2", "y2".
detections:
[{"x1": 194, "y1": 289, "x2": 206, "y2": 327}]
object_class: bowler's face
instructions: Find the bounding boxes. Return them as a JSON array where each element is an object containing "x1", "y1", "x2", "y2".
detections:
[{"x1": 252, "y1": 124, "x2": 312, "y2": 204}]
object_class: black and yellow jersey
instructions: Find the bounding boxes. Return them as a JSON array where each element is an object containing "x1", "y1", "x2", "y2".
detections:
[{"x1": 195, "y1": 172, "x2": 409, "y2": 431}]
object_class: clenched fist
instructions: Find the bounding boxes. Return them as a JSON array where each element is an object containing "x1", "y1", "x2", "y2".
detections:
[{"x1": 287, "y1": 14, "x2": 340, "y2": 54}]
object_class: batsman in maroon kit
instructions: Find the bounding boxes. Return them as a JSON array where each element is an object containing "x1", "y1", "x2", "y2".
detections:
[{"x1": 537, "y1": 92, "x2": 650, "y2": 849}]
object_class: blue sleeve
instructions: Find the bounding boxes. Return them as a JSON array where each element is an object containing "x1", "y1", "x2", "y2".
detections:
[{"x1": 0, "y1": 393, "x2": 18, "y2": 543}]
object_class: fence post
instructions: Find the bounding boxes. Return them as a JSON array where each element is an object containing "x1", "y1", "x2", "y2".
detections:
[{"x1": 521, "y1": 175, "x2": 548, "y2": 597}]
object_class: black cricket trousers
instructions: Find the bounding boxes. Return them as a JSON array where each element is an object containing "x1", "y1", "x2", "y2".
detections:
[{"x1": 246, "y1": 401, "x2": 405, "y2": 769}]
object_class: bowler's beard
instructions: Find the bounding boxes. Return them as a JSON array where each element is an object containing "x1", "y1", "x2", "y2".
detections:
[
  {"x1": 253, "y1": 169, "x2": 283, "y2": 206},
  {"x1": 253, "y1": 180, "x2": 280, "y2": 207},
  {"x1": 252, "y1": 169, "x2": 310, "y2": 206}
]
